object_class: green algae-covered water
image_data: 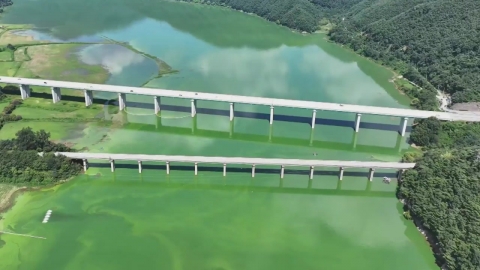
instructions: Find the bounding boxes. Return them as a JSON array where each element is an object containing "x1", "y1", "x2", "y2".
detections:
[{"x1": 0, "y1": 0, "x2": 438, "y2": 269}]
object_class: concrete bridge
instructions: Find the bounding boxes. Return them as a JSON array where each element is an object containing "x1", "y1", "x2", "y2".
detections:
[
  {"x1": 2, "y1": 76, "x2": 480, "y2": 137},
  {"x1": 55, "y1": 152, "x2": 415, "y2": 181}
]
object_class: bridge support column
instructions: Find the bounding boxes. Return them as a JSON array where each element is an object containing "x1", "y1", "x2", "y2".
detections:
[
  {"x1": 311, "y1": 110, "x2": 317, "y2": 129},
  {"x1": 166, "y1": 162, "x2": 170, "y2": 175},
  {"x1": 194, "y1": 162, "x2": 198, "y2": 175},
  {"x1": 119, "y1": 93, "x2": 126, "y2": 111},
  {"x1": 223, "y1": 164, "x2": 226, "y2": 176},
  {"x1": 229, "y1": 102, "x2": 234, "y2": 121},
  {"x1": 309, "y1": 166, "x2": 314, "y2": 180},
  {"x1": 355, "y1": 113, "x2": 361, "y2": 132},
  {"x1": 400, "y1": 117, "x2": 408, "y2": 137},
  {"x1": 19, "y1": 84, "x2": 31, "y2": 100},
  {"x1": 397, "y1": 169, "x2": 405, "y2": 180},
  {"x1": 82, "y1": 159, "x2": 88, "y2": 172},
  {"x1": 280, "y1": 165, "x2": 285, "y2": 179},
  {"x1": 368, "y1": 168, "x2": 375, "y2": 181},
  {"x1": 252, "y1": 164, "x2": 256, "y2": 178},
  {"x1": 110, "y1": 160, "x2": 115, "y2": 172},
  {"x1": 51, "y1": 87, "x2": 61, "y2": 103},
  {"x1": 191, "y1": 99, "x2": 197, "y2": 117},
  {"x1": 84, "y1": 90, "x2": 93, "y2": 107},
  {"x1": 138, "y1": 161, "x2": 142, "y2": 173},
  {"x1": 269, "y1": 106, "x2": 274, "y2": 125},
  {"x1": 154, "y1": 96, "x2": 161, "y2": 114},
  {"x1": 339, "y1": 167, "x2": 344, "y2": 180}
]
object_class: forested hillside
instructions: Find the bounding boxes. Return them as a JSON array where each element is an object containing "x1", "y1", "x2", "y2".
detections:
[
  {"x1": 399, "y1": 146, "x2": 480, "y2": 270},
  {"x1": 330, "y1": 0, "x2": 480, "y2": 106}
]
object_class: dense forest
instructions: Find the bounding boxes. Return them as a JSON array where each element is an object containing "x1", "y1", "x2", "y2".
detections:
[
  {"x1": 399, "y1": 118, "x2": 480, "y2": 269},
  {"x1": 329, "y1": 0, "x2": 480, "y2": 108},
  {"x1": 399, "y1": 146, "x2": 480, "y2": 270},
  {"x1": 0, "y1": 127, "x2": 81, "y2": 184}
]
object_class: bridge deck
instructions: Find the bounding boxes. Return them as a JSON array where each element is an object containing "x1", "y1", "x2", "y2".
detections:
[
  {"x1": 2, "y1": 76, "x2": 480, "y2": 121},
  {"x1": 56, "y1": 152, "x2": 415, "y2": 169}
]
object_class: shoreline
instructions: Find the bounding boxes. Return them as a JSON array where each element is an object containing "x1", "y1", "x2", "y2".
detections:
[
  {"x1": 0, "y1": 186, "x2": 30, "y2": 215},
  {"x1": 400, "y1": 199, "x2": 445, "y2": 269}
]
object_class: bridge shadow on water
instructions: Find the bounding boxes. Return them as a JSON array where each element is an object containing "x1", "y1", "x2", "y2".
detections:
[
  {"x1": 2, "y1": 87, "x2": 412, "y2": 133},
  {"x1": 87, "y1": 162, "x2": 398, "y2": 198},
  {"x1": 124, "y1": 117, "x2": 409, "y2": 156}
]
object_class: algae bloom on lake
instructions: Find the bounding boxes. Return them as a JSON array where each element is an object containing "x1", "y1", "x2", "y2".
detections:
[{"x1": 0, "y1": 0, "x2": 438, "y2": 269}]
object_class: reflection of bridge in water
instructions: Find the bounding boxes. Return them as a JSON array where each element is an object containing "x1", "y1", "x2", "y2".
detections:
[
  {"x1": 105, "y1": 170, "x2": 396, "y2": 198},
  {"x1": 121, "y1": 112, "x2": 408, "y2": 156}
]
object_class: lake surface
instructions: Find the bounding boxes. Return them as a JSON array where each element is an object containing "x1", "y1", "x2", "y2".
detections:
[{"x1": 0, "y1": 0, "x2": 437, "y2": 269}]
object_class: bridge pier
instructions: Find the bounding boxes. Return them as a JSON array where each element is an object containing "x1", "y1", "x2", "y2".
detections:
[
  {"x1": 311, "y1": 110, "x2": 317, "y2": 129},
  {"x1": 355, "y1": 113, "x2": 361, "y2": 132},
  {"x1": 252, "y1": 164, "x2": 256, "y2": 177},
  {"x1": 191, "y1": 99, "x2": 197, "y2": 117},
  {"x1": 400, "y1": 117, "x2": 408, "y2": 137},
  {"x1": 229, "y1": 102, "x2": 234, "y2": 121},
  {"x1": 82, "y1": 159, "x2": 88, "y2": 172},
  {"x1": 19, "y1": 84, "x2": 31, "y2": 100},
  {"x1": 138, "y1": 161, "x2": 142, "y2": 173},
  {"x1": 280, "y1": 165, "x2": 285, "y2": 179},
  {"x1": 84, "y1": 90, "x2": 93, "y2": 107},
  {"x1": 397, "y1": 169, "x2": 405, "y2": 180},
  {"x1": 368, "y1": 168, "x2": 375, "y2": 181},
  {"x1": 309, "y1": 166, "x2": 314, "y2": 180},
  {"x1": 269, "y1": 106, "x2": 274, "y2": 125},
  {"x1": 51, "y1": 87, "x2": 61, "y2": 103},
  {"x1": 119, "y1": 93, "x2": 126, "y2": 111},
  {"x1": 166, "y1": 161, "x2": 170, "y2": 174},
  {"x1": 339, "y1": 167, "x2": 344, "y2": 180},
  {"x1": 154, "y1": 96, "x2": 161, "y2": 114},
  {"x1": 110, "y1": 160, "x2": 115, "y2": 172},
  {"x1": 194, "y1": 162, "x2": 198, "y2": 175},
  {"x1": 223, "y1": 164, "x2": 226, "y2": 176}
]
